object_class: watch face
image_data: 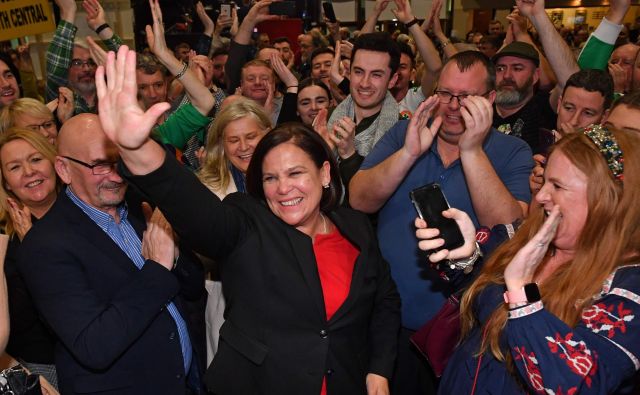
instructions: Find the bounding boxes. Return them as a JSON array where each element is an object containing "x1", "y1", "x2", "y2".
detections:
[{"x1": 524, "y1": 283, "x2": 541, "y2": 302}]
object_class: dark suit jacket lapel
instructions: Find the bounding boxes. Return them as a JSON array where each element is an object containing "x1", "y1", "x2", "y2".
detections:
[
  {"x1": 326, "y1": 212, "x2": 367, "y2": 325},
  {"x1": 59, "y1": 192, "x2": 138, "y2": 274},
  {"x1": 283, "y1": 225, "x2": 327, "y2": 320}
]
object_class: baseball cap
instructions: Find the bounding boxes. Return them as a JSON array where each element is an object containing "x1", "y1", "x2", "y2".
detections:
[{"x1": 492, "y1": 41, "x2": 540, "y2": 67}]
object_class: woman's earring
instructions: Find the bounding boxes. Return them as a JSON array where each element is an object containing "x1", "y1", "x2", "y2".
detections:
[{"x1": 322, "y1": 183, "x2": 329, "y2": 189}]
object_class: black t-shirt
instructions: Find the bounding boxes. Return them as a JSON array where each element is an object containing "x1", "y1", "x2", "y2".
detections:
[{"x1": 492, "y1": 91, "x2": 557, "y2": 154}]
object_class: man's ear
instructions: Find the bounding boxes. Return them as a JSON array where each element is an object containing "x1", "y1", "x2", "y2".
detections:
[
  {"x1": 388, "y1": 72, "x2": 399, "y2": 89},
  {"x1": 601, "y1": 108, "x2": 611, "y2": 123},
  {"x1": 556, "y1": 94, "x2": 563, "y2": 113},
  {"x1": 532, "y1": 67, "x2": 540, "y2": 86},
  {"x1": 486, "y1": 89, "x2": 497, "y2": 105},
  {"x1": 55, "y1": 156, "x2": 71, "y2": 185}
]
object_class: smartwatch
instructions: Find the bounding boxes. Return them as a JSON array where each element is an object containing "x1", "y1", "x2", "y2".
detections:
[{"x1": 503, "y1": 283, "x2": 541, "y2": 304}]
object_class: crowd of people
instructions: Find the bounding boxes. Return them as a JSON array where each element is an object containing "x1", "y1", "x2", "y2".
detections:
[{"x1": 0, "y1": 0, "x2": 638, "y2": 393}]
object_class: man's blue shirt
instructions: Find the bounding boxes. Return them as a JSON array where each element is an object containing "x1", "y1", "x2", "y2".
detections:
[{"x1": 360, "y1": 120, "x2": 533, "y2": 329}]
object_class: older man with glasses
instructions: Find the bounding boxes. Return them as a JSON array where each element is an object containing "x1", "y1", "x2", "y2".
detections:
[{"x1": 46, "y1": 0, "x2": 122, "y2": 115}]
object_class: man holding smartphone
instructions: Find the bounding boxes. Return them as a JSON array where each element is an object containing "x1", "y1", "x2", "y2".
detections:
[{"x1": 350, "y1": 51, "x2": 533, "y2": 394}]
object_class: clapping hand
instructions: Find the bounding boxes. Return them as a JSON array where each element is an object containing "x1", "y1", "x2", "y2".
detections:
[
  {"x1": 6, "y1": 198, "x2": 32, "y2": 241},
  {"x1": 403, "y1": 95, "x2": 442, "y2": 158},
  {"x1": 141, "y1": 202, "x2": 177, "y2": 270}
]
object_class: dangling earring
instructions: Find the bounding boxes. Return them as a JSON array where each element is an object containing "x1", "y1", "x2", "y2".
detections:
[{"x1": 322, "y1": 183, "x2": 329, "y2": 189}]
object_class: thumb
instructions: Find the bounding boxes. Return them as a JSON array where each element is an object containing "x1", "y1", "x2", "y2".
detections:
[
  {"x1": 141, "y1": 202, "x2": 153, "y2": 224},
  {"x1": 147, "y1": 102, "x2": 171, "y2": 120},
  {"x1": 145, "y1": 25, "x2": 155, "y2": 47}
]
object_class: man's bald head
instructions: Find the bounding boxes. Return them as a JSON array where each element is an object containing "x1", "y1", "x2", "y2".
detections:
[
  {"x1": 57, "y1": 113, "x2": 105, "y2": 156},
  {"x1": 55, "y1": 113, "x2": 126, "y2": 217}
]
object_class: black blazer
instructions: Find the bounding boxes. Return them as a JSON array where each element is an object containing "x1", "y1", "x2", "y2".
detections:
[
  {"x1": 18, "y1": 190, "x2": 205, "y2": 395},
  {"x1": 125, "y1": 154, "x2": 401, "y2": 395}
]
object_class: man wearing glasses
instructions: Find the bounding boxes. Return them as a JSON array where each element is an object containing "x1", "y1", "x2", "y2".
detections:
[
  {"x1": 19, "y1": 113, "x2": 205, "y2": 394},
  {"x1": 350, "y1": 51, "x2": 532, "y2": 394},
  {"x1": 46, "y1": 0, "x2": 122, "y2": 115}
]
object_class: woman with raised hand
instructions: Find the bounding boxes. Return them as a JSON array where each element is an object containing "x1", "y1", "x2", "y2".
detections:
[
  {"x1": 416, "y1": 125, "x2": 640, "y2": 394},
  {"x1": 96, "y1": 45, "x2": 400, "y2": 395}
]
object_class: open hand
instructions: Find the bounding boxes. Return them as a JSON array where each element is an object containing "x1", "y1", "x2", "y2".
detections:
[
  {"x1": 329, "y1": 116, "x2": 357, "y2": 159},
  {"x1": 503, "y1": 205, "x2": 560, "y2": 289},
  {"x1": 83, "y1": 0, "x2": 107, "y2": 31},
  {"x1": 96, "y1": 46, "x2": 170, "y2": 150},
  {"x1": 403, "y1": 95, "x2": 441, "y2": 158}
]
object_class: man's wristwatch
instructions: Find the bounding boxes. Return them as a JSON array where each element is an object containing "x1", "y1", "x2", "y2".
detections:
[
  {"x1": 404, "y1": 17, "x2": 420, "y2": 29},
  {"x1": 503, "y1": 283, "x2": 541, "y2": 304}
]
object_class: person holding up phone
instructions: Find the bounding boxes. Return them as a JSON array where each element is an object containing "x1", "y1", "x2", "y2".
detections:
[
  {"x1": 350, "y1": 50, "x2": 533, "y2": 394},
  {"x1": 416, "y1": 125, "x2": 640, "y2": 395}
]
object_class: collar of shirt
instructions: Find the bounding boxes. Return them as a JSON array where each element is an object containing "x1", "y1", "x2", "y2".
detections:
[{"x1": 65, "y1": 186, "x2": 128, "y2": 232}]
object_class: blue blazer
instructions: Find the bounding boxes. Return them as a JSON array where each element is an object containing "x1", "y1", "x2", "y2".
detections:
[{"x1": 19, "y1": 190, "x2": 205, "y2": 394}]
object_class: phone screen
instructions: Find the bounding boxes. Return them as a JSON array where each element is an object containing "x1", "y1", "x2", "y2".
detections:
[
  {"x1": 410, "y1": 183, "x2": 465, "y2": 251},
  {"x1": 220, "y1": 4, "x2": 231, "y2": 17}
]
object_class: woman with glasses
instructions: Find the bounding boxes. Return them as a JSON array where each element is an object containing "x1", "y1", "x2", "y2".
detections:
[
  {"x1": 0, "y1": 97, "x2": 74, "y2": 145},
  {"x1": 0, "y1": 128, "x2": 60, "y2": 390}
]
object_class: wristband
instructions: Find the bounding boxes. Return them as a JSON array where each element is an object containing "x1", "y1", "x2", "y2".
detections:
[
  {"x1": 503, "y1": 283, "x2": 541, "y2": 304},
  {"x1": 174, "y1": 62, "x2": 188, "y2": 80},
  {"x1": 404, "y1": 17, "x2": 420, "y2": 29},
  {"x1": 441, "y1": 39, "x2": 451, "y2": 48},
  {"x1": 94, "y1": 23, "x2": 110, "y2": 35}
]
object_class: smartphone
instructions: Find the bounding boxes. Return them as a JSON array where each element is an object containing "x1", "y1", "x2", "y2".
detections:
[
  {"x1": 220, "y1": 3, "x2": 231, "y2": 18},
  {"x1": 269, "y1": 1, "x2": 297, "y2": 17},
  {"x1": 538, "y1": 128, "x2": 556, "y2": 156},
  {"x1": 322, "y1": 2, "x2": 337, "y2": 23},
  {"x1": 410, "y1": 183, "x2": 465, "y2": 252}
]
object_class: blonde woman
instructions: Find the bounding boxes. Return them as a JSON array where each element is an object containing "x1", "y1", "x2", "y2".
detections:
[
  {"x1": 0, "y1": 98, "x2": 70, "y2": 145},
  {"x1": 197, "y1": 97, "x2": 271, "y2": 365},
  {"x1": 0, "y1": 129, "x2": 60, "y2": 391},
  {"x1": 198, "y1": 97, "x2": 271, "y2": 198}
]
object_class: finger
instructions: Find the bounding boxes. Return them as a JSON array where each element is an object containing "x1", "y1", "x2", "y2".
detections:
[
  {"x1": 416, "y1": 227, "x2": 441, "y2": 240},
  {"x1": 414, "y1": 217, "x2": 427, "y2": 229},
  {"x1": 95, "y1": 64, "x2": 107, "y2": 101},
  {"x1": 427, "y1": 247, "x2": 449, "y2": 262},
  {"x1": 429, "y1": 116, "x2": 443, "y2": 136}
]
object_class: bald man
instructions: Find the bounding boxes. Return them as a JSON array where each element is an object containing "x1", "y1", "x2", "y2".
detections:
[{"x1": 18, "y1": 114, "x2": 205, "y2": 395}]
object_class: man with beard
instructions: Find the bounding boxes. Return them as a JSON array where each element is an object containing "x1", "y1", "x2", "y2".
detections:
[
  {"x1": 47, "y1": 0, "x2": 121, "y2": 115},
  {"x1": 19, "y1": 114, "x2": 205, "y2": 394},
  {"x1": 492, "y1": 41, "x2": 557, "y2": 153}
]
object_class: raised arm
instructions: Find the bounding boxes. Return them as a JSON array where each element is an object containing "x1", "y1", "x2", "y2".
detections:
[
  {"x1": 361, "y1": 0, "x2": 390, "y2": 34},
  {"x1": 516, "y1": 0, "x2": 578, "y2": 102},
  {"x1": 146, "y1": 0, "x2": 214, "y2": 116},
  {"x1": 429, "y1": 0, "x2": 458, "y2": 59},
  {"x1": 349, "y1": 96, "x2": 442, "y2": 212},
  {"x1": 45, "y1": 0, "x2": 78, "y2": 102},
  {"x1": 391, "y1": 0, "x2": 441, "y2": 96},
  {"x1": 82, "y1": 0, "x2": 122, "y2": 50}
]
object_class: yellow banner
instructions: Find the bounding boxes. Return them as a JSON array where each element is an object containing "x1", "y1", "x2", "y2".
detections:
[{"x1": 0, "y1": 0, "x2": 55, "y2": 41}]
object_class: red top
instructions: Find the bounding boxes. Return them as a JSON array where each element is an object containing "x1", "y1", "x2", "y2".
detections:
[{"x1": 313, "y1": 226, "x2": 359, "y2": 395}]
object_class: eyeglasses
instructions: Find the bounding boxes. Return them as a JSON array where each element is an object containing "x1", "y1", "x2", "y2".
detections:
[
  {"x1": 70, "y1": 59, "x2": 97, "y2": 68},
  {"x1": 434, "y1": 90, "x2": 492, "y2": 104},
  {"x1": 61, "y1": 156, "x2": 117, "y2": 175},
  {"x1": 25, "y1": 120, "x2": 56, "y2": 132}
]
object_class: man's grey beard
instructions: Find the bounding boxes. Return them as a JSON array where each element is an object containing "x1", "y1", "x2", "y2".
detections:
[
  {"x1": 69, "y1": 80, "x2": 96, "y2": 98},
  {"x1": 495, "y1": 75, "x2": 534, "y2": 107},
  {"x1": 495, "y1": 89, "x2": 526, "y2": 106}
]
